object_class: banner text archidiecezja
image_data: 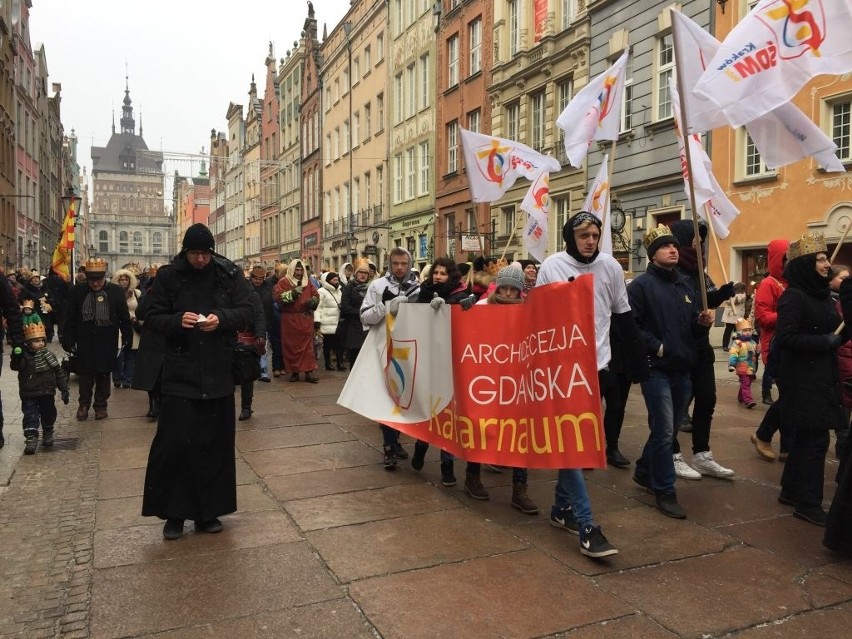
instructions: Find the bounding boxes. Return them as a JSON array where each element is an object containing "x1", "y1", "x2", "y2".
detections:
[{"x1": 337, "y1": 276, "x2": 605, "y2": 469}]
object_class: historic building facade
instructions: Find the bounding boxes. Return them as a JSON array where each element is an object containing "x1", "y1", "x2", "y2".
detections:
[
  {"x1": 90, "y1": 84, "x2": 168, "y2": 273},
  {"x1": 259, "y1": 45, "x2": 281, "y2": 267},
  {"x1": 277, "y1": 40, "x2": 305, "y2": 265},
  {"x1": 386, "y1": 0, "x2": 437, "y2": 269},
  {"x1": 0, "y1": 0, "x2": 17, "y2": 269},
  {"x1": 435, "y1": 0, "x2": 494, "y2": 261},
  {"x1": 244, "y1": 77, "x2": 263, "y2": 267},
  {"x1": 299, "y1": 3, "x2": 323, "y2": 274},
  {"x1": 222, "y1": 101, "x2": 245, "y2": 262}
]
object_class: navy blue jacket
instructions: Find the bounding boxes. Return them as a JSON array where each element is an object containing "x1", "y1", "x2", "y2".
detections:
[{"x1": 628, "y1": 264, "x2": 702, "y2": 372}]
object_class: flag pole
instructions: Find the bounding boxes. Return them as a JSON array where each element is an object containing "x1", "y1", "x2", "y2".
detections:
[
  {"x1": 602, "y1": 144, "x2": 618, "y2": 232},
  {"x1": 831, "y1": 219, "x2": 852, "y2": 264},
  {"x1": 704, "y1": 204, "x2": 738, "y2": 319},
  {"x1": 500, "y1": 219, "x2": 519, "y2": 263},
  {"x1": 671, "y1": 10, "x2": 708, "y2": 310}
]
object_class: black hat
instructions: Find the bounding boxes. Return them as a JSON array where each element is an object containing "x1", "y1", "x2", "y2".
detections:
[
  {"x1": 643, "y1": 224, "x2": 680, "y2": 259},
  {"x1": 670, "y1": 219, "x2": 707, "y2": 246},
  {"x1": 562, "y1": 211, "x2": 602, "y2": 245},
  {"x1": 457, "y1": 262, "x2": 472, "y2": 277},
  {"x1": 182, "y1": 223, "x2": 215, "y2": 251}
]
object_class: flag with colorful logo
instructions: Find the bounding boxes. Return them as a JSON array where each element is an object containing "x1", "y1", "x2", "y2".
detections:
[
  {"x1": 520, "y1": 171, "x2": 552, "y2": 262},
  {"x1": 694, "y1": 0, "x2": 852, "y2": 127},
  {"x1": 556, "y1": 50, "x2": 628, "y2": 168},
  {"x1": 460, "y1": 128, "x2": 561, "y2": 203},
  {"x1": 581, "y1": 156, "x2": 613, "y2": 255},
  {"x1": 671, "y1": 9, "x2": 844, "y2": 172},
  {"x1": 670, "y1": 80, "x2": 740, "y2": 239},
  {"x1": 50, "y1": 195, "x2": 76, "y2": 283}
]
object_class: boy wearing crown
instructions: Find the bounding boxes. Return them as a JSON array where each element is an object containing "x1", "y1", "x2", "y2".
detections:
[
  {"x1": 728, "y1": 318, "x2": 759, "y2": 409},
  {"x1": 10, "y1": 320, "x2": 70, "y2": 454}
]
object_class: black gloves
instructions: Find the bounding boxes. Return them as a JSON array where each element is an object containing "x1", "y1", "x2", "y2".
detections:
[
  {"x1": 717, "y1": 282, "x2": 735, "y2": 300},
  {"x1": 61, "y1": 390, "x2": 70, "y2": 405},
  {"x1": 827, "y1": 333, "x2": 844, "y2": 351}
]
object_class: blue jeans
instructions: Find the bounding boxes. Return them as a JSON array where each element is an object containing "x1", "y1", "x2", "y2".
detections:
[
  {"x1": 22, "y1": 396, "x2": 57, "y2": 438},
  {"x1": 636, "y1": 369, "x2": 691, "y2": 496},
  {"x1": 554, "y1": 469, "x2": 593, "y2": 527}
]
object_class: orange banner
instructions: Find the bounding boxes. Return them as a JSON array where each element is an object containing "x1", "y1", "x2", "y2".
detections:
[
  {"x1": 50, "y1": 196, "x2": 76, "y2": 283},
  {"x1": 375, "y1": 277, "x2": 605, "y2": 469}
]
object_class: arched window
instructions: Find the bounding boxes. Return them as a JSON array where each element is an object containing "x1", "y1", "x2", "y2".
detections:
[
  {"x1": 152, "y1": 232, "x2": 163, "y2": 255},
  {"x1": 98, "y1": 230, "x2": 109, "y2": 254},
  {"x1": 132, "y1": 231, "x2": 143, "y2": 254},
  {"x1": 119, "y1": 231, "x2": 129, "y2": 254}
]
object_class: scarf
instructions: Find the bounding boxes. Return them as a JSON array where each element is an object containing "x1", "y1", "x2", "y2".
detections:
[
  {"x1": 81, "y1": 289, "x2": 113, "y2": 326},
  {"x1": 32, "y1": 348, "x2": 60, "y2": 373}
]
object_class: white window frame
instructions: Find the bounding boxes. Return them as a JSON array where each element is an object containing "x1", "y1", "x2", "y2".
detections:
[
  {"x1": 394, "y1": 153, "x2": 404, "y2": 204},
  {"x1": 406, "y1": 63, "x2": 416, "y2": 118},
  {"x1": 830, "y1": 98, "x2": 852, "y2": 163},
  {"x1": 501, "y1": 205, "x2": 516, "y2": 235},
  {"x1": 506, "y1": 101, "x2": 520, "y2": 141},
  {"x1": 469, "y1": 18, "x2": 482, "y2": 76},
  {"x1": 447, "y1": 121, "x2": 459, "y2": 173},
  {"x1": 741, "y1": 129, "x2": 775, "y2": 178},
  {"x1": 562, "y1": 0, "x2": 578, "y2": 29},
  {"x1": 530, "y1": 91, "x2": 546, "y2": 152},
  {"x1": 655, "y1": 33, "x2": 675, "y2": 121},
  {"x1": 448, "y1": 35, "x2": 459, "y2": 87},
  {"x1": 418, "y1": 141, "x2": 430, "y2": 196},
  {"x1": 405, "y1": 147, "x2": 416, "y2": 200},
  {"x1": 419, "y1": 54, "x2": 430, "y2": 111},
  {"x1": 364, "y1": 102, "x2": 372, "y2": 138},
  {"x1": 556, "y1": 80, "x2": 572, "y2": 156},
  {"x1": 468, "y1": 108, "x2": 481, "y2": 134},
  {"x1": 622, "y1": 52, "x2": 635, "y2": 132},
  {"x1": 508, "y1": 0, "x2": 520, "y2": 57},
  {"x1": 394, "y1": 73, "x2": 404, "y2": 124}
]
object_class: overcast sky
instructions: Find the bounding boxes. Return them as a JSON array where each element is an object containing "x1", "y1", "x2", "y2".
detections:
[{"x1": 30, "y1": 0, "x2": 353, "y2": 183}]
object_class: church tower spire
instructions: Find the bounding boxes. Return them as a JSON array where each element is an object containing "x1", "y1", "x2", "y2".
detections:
[{"x1": 120, "y1": 74, "x2": 135, "y2": 135}]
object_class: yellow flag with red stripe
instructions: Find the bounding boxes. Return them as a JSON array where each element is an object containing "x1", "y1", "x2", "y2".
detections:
[{"x1": 50, "y1": 196, "x2": 76, "y2": 283}]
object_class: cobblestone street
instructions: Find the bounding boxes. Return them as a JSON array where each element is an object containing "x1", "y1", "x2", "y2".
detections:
[{"x1": 0, "y1": 346, "x2": 850, "y2": 638}]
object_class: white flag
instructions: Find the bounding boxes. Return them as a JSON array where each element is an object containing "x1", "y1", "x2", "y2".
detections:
[
  {"x1": 671, "y1": 9, "x2": 844, "y2": 172},
  {"x1": 460, "y1": 128, "x2": 561, "y2": 203},
  {"x1": 670, "y1": 80, "x2": 740, "y2": 239},
  {"x1": 556, "y1": 50, "x2": 628, "y2": 168},
  {"x1": 581, "y1": 156, "x2": 613, "y2": 255},
  {"x1": 694, "y1": 0, "x2": 852, "y2": 127},
  {"x1": 520, "y1": 171, "x2": 551, "y2": 262}
]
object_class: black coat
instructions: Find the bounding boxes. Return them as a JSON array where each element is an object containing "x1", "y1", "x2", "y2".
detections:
[
  {"x1": 61, "y1": 282, "x2": 132, "y2": 374},
  {"x1": 775, "y1": 286, "x2": 845, "y2": 432},
  {"x1": 0, "y1": 276, "x2": 23, "y2": 353},
  {"x1": 13, "y1": 349, "x2": 69, "y2": 398},
  {"x1": 144, "y1": 255, "x2": 253, "y2": 400},
  {"x1": 131, "y1": 290, "x2": 165, "y2": 391},
  {"x1": 251, "y1": 278, "x2": 276, "y2": 335},
  {"x1": 340, "y1": 280, "x2": 368, "y2": 350}
]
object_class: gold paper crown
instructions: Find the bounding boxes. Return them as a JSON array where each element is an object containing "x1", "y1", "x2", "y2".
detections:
[
  {"x1": 735, "y1": 318, "x2": 753, "y2": 332},
  {"x1": 787, "y1": 233, "x2": 827, "y2": 261},
  {"x1": 21, "y1": 298, "x2": 35, "y2": 310},
  {"x1": 84, "y1": 257, "x2": 108, "y2": 274},
  {"x1": 23, "y1": 321, "x2": 46, "y2": 341},
  {"x1": 643, "y1": 224, "x2": 675, "y2": 250}
]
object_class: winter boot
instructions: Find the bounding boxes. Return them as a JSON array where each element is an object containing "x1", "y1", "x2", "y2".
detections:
[
  {"x1": 76, "y1": 404, "x2": 90, "y2": 421},
  {"x1": 238, "y1": 406, "x2": 252, "y2": 421},
  {"x1": 762, "y1": 390, "x2": 774, "y2": 405},
  {"x1": 464, "y1": 473, "x2": 490, "y2": 500},
  {"x1": 24, "y1": 435, "x2": 38, "y2": 455},
  {"x1": 382, "y1": 445, "x2": 398, "y2": 471},
  {"x1": 42, "y1": 428, "x2": 54, "y2": 448},
  {"x1": 511, "y1": 483, "x2": 540, "y2": 514}
]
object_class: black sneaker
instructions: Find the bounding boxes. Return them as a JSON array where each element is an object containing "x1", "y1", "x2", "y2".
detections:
[
  {"x1": 163, "y1": 518, "x2": 185, "y2": 540},
  {"x1": 793, "y1": 506, "x2": 828, "y2": 527},
  {"x1": 579, "y1": 524, "x2": 619, "y2": 558},
  {"x1": 606, "y1": 448, "x2": 630, "y2": 469},
  {"x1": 411, "y1": 441, "x2": 428, "y2": 471},
  {"x1": 440, "y1": 462, "x2": 457, "y2": 487},
  {"x1": 632, "y1": 473, "x2": 652, "y2": 493},
  {"x1": 383, "y1": 445, "x2": 398, "y2": 471},
  {"x1": 549, "y1": 505, "x2": 580, "y2": 535},
  {"x1": 393, "y1": 442, "x2": 409, "y2": 460},
  {"x1": 656, "y1": 493, "x2": 687, "y2": 519}
]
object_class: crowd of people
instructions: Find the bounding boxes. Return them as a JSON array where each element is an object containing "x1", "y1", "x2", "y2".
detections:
[{"x1": 0, "y1": 218, "x2": 848, "y2": 558}]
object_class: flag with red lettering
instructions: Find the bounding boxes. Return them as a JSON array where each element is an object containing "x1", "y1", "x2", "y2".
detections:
[
  {"x1": 670, "y1": 80, "x2": 740, "y2": 239},
  {"x1": 672, "y1": 9, "x2": 844, "y2": 172},
  {"x1": 581, "y1": 156, "x2": 613, "y2": 254},
  {"x1": 460, "y1": 128, "x2": 561, "y2": 203},
  {"x1": 337, "y1": 280, "x2": 605, "y2": 469},
  {"x1": 556, "y1": 50, "x2": 628, "y2": 168},
  {"x1": 694, "y1": 0, "x2": 852, "y2": 127},
  {"x1": 520, "y1": 171, "x2": 551, "y2": 262}
]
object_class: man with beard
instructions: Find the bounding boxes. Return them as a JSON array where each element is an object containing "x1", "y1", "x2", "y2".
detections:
[{"x1": 141, "y1": 223, "x2": 253, "y2": 540}]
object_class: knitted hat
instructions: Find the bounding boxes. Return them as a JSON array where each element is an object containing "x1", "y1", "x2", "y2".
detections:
[
  {"x1": 643, "y1": 224, "x2": 680, "y2": 259},
  {"x1": 324, "y1": 271, "x2": 339, "y2": 282},
  {"x1": 562, "y1": 211, "x2": 602, "y2": 245},
  {"x1": 182, "y1": 223, "x2": 215, "y2": 251},
  {"x1": 495, "y1": 266, "x2": 524, "y2": 292}
]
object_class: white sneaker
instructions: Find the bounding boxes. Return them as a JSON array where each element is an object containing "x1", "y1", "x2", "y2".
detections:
[
  {"x1": 692, "y1": 451, "x2": 735, "y2": 478},
  {"x1": 673, "y1": 453, "x2": 702, "y2": 480}
]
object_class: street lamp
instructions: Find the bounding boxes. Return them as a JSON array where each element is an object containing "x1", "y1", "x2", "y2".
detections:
[
  {"x1": 343, "y1": 20, "x2": 354, "y2": 264},
  {"x1": 346, "y1": 232, "x2": 358, "y2": 261}
]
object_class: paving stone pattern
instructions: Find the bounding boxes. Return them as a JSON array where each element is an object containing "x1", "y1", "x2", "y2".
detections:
[{"x1": 0, "y1": 347, "x2": 850, "y2": 638}]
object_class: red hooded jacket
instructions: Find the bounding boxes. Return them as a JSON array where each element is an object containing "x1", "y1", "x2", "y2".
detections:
[{"x1": 754, "y1": 239, "x2": 788, "y2": 365}]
